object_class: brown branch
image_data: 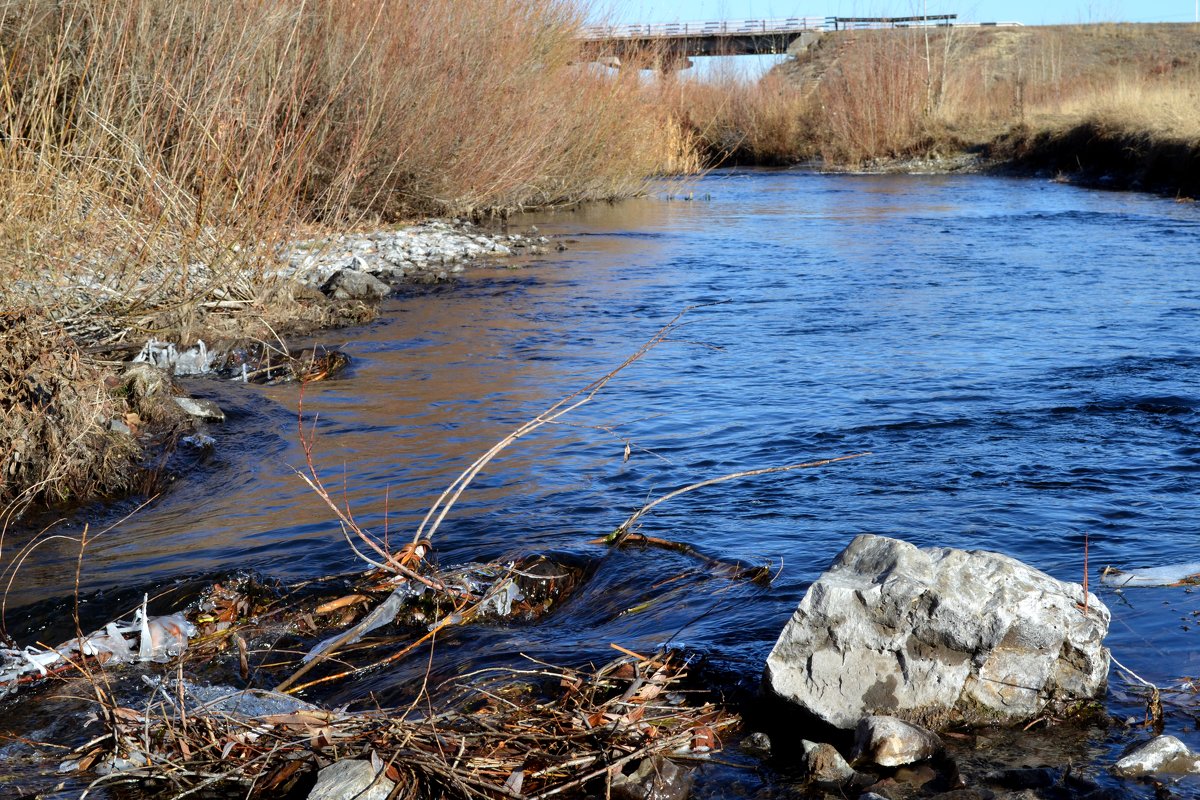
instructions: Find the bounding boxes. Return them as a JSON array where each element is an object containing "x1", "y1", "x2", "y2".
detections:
[{"x1": 413, "y1": 306, "x2": 710, "y2": 548}]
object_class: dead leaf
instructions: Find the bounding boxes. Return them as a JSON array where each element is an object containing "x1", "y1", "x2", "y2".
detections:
[
  {"x1": 258, "y1": 711, "x2": 336, "y2": 729},
  {"x1": 259, "y1": 760, "x2": 303, "y2": 793}
]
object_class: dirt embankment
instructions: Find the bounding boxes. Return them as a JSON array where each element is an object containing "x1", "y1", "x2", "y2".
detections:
[{"x1": 760, "y1": 23, "x2": 1200, "y2": 193}]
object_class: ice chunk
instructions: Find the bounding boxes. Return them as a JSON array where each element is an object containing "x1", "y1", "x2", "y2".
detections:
[
  {"x1": 133, "y1": 338, "x2": 214, "y2": 375},
  {"x1": 1100, "y1": 561, "x2": 1200, "y2": 588},
  {"x1": 302, "y1": 588, "x2": 406, "y2": 664}
]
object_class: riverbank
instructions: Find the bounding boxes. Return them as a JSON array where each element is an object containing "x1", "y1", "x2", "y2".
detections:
[
  {"x1": 4, "y1": 171, "x2": 1199, "y2": 798},
  {"x1": 0, "y1": 0, "x2": 702, "y2": 509},
  {"x1": 671, "y1": 23, "x2": 1200, "y2": 197}
]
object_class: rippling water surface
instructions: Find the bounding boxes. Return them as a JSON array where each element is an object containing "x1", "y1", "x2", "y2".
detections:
[{"x1": 7, "y1": 171, "x2": 1200, "y2": 796}]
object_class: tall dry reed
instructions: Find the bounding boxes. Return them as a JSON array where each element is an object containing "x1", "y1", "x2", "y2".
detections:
[{"x1": 0, "y1": 0, "x2": 692, "y2": 341}]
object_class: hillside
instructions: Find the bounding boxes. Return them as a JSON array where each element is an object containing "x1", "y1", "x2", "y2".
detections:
[{"x1": 699, "y1": 23, "x2": 1200, "y2": 194}]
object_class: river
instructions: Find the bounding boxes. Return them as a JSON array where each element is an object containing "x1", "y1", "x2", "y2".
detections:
[{"x1": 5, "y1": 170, "x2": 1200, "y2": 797}]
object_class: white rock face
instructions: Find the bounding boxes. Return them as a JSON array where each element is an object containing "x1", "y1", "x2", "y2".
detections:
[
  {"x1": 1112, "y1": 735, "x2": 1200, "y2": 777},
  {"x1": 765, "y1": 535, "x2": 1110, "y2": 729}
]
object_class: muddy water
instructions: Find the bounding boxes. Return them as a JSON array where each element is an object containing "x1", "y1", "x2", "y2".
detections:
[{"x1": 5, "y1": 170, "x2": 1200, "y2": 797}]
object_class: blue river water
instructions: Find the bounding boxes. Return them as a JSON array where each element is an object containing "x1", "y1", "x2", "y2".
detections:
[{"x1": 5, "y1": 170, "x2": 1200, "y2": 796}]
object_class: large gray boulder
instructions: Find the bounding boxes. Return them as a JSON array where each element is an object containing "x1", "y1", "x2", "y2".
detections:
[{"x1": 765, "y1": 535, "x2": 1109, "y2": 729}]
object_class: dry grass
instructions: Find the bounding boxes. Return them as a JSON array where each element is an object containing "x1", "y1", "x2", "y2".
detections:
[
  {"x1": 667, "y1": 70, "x2": 810, "y2": 165},
  {"x1": 0, "y1": 310, "x2": 139, "y2": 509},
  {"x1": 678, "y1": 23, "x2": 1200, "y2": 173},
  {"x1": 0, "y1": 0, "x2": 693, "y2": 345},
  {"x1": 0, "y1": 0, "x2": 702, "y2": 506}
]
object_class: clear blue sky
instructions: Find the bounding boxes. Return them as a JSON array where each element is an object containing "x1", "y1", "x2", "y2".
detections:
[{"x1": 599, "y1": 0, "x2": 1200, "y2": 25}]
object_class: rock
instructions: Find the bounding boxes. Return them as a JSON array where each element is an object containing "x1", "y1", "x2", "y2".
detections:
[
  {"x1": 984, "y1": 767, "x2": 1058, "y2": 789},
  {"x1": 611, "y1": 755, "x2": 693, "y2": 800},
  {"x1": 307, "y1": 760, "x2": 394, "y2": 800},
  {"x1": 320, "y1": 268, "x2": 391, "y2": 301},
  {"x1": 123, "y1": 363, "x2": 178, "y2": 399},
  {"x1": 173, "y1": 396, "x2": 225, "y2": 422},
  {"x1": 853, "y1": 716, "x2": 943, "y2": 767},
  {"x1": 894, "y1": 763, "x2": 938, "y2": 789},
  {"x1": 801, "y1": 739, "x2": 858, "y2": 787},
  {"x1": 1112, "y1": 735, "x2": 1200, "y2": 777},
  {"x1": 740, "y1": 731, "x2": 772, "y2": 757},
  {"x1": 764, "y1": 535, "x2": 1109, "y2": 730}
]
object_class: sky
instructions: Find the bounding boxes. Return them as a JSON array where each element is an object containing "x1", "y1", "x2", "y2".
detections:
[{"x1": 598, "y1": 0, "x2": 1200, "y2": 25}]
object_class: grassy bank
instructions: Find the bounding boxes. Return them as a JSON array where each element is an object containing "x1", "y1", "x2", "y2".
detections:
[
  {"x1": 0, "y1": 0, "x2": 699, "y2": 509},
  {"x1": 671, "y1": 23, "x2": 1200, "y2": 192},
  {"x1": 0, "y1": 0, "x2": 694, "y2": 340}
]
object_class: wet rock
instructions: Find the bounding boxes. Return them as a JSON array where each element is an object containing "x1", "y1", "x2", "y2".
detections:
[
  {"x1": 1112, "y1": 735, "x2": 1200, "y2": 777},
  {"x1": 320, "y1": 268, "x2": 391, "y2": 301},
  {"x1": 984, "y1": 767, "x2": 1058, "y2": 789},
  {"x1": 853, "y1": 715, "x2": 944, "y2": 767},
  {"x1": 741, "y1": 731, "x2": 772, "y2": 757},
  {"x1": 307, "y1": 760, "x2": 395, "y2": 800},
  {"x1": 894, "y1": 763, "x2": 939, "y2": 790},
  {"x1": 764, "y1": 535, "x2": 1109, "y2": 729},
  {"x1": 801, "y1": 739, "x2": 858, "y2": 787},
  {"x1": 173, "y1": 396, "x2": 225, "y2": 422},
  {"x1": 611, "y1": 755, "x2": 693, "y2": 800}
]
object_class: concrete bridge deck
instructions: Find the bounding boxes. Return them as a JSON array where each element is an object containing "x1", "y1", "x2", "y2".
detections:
[{"x1": 579, "y1": 16, "x2": 1023, "y2": 65}]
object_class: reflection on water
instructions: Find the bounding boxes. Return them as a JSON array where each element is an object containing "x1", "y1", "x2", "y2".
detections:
[{"x1": 5, "y1": 170, "x2": 1200, "y2": 796}]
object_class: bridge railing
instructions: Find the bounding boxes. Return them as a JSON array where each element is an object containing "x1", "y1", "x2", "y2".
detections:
[
  {"x1": 579, "y1": 17, "x2": 826, "y2": 40},
  {"x1": 579, "y1": 16, "x2": 1024, "y2": 40}
]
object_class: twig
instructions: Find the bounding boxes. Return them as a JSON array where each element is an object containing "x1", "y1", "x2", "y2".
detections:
[
  {"x1": 609, "y1": 452, "x2": 872, "y2": 541},
  {"x1": 413, "y1": 306, "x2": 710, "y2": 548}
]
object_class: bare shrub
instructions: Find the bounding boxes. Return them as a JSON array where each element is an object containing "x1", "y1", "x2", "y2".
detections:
[{"x1": 0, "y1": 0, "x2": 692, "y2": 341}]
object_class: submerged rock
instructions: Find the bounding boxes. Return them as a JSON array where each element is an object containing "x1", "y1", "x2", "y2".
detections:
[
  {"x1": 611, "y1": 755, "x2": 693, "y2": 800},
  {"x1": 173, "y1": 396, "x2": 225, "y2": 422},
  {"x1": 765, "y1": 535, "x2": 1109, "y2": 729},
  {"x1": 1112, "y1": 735, "x2": 1200, "y2": 777},
  {"x1": 852, "y1": 715, "x2": 943, "y2": 767},
  {"x1": 307, "y1": 760, "x2": 395, "y2": 800}
]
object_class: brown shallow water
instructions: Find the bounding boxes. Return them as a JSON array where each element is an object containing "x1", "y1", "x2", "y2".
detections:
[{"x1": 5, "y1": 170, "x2": 1200, "y2": 797}]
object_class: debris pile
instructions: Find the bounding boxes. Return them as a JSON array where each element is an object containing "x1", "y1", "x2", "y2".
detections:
[
  {"x1": 0, "y1": 308, "x2": 139, "y2": 508},
  {"x1": 64, "y1": 648, "x2": 731, "y2": 798}
]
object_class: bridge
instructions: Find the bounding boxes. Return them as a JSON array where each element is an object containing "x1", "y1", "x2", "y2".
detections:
[{"x1": 579, "y1": 15, "x2": 1022, "y2": 69}]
